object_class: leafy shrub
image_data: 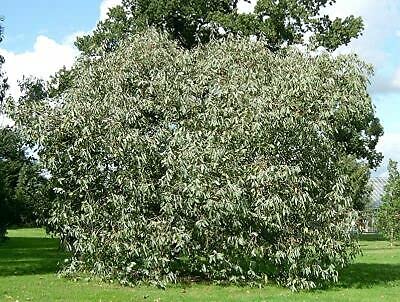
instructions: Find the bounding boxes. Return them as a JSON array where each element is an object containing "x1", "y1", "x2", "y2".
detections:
[{"x1": 16, "y1": 30, "x2": 378, "y2": 289}]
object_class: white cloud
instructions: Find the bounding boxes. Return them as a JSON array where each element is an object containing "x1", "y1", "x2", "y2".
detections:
[
  {"x1": 325, "y1": 0, "x2": 400, "y2": 93},
  {"x1": 0, "y1": 114, "x2": 14, "y2": 128},
  {"x1": 100, "y1": 0, "x2": 255, "y2": 18},
  {"x1": 375, "y1": 132, "x2": 400, "y2": 176},
  {"x1": 234, "y1": 0, "x2": 400, "y2": 89},
  {"x1": 0, "y1": 36, "x2": 78, "y2": 98},
  {"x1": 392, "y1": 67, "x2": 400, "y2": 89},
  {"x1": 63, "y1": 31, "x2": 89, "y2": 45},
  {"x1": 237, "y1": 0, "x2": 256, "y2": 14},
  {"x1": 100, "y1": 0, "x2": 122, "y2": 21},
  {"x1": 0, "y1": 0, "x2": 124, "y2": 99}
]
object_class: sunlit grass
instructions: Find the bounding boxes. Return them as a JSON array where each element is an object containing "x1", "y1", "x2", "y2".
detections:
[{"x1": 0, "y1": 229, "x2": 399, "y2": 301}]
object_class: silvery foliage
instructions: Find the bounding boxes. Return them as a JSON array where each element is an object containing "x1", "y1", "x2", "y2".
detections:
[{"x1": 16, "y1": 30, "x2": 374, "y2": 290}]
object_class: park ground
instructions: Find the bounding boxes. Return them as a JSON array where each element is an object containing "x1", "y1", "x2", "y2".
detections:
[{"x1": 0, "y1": 229, "x2": 399, "y2": 302}]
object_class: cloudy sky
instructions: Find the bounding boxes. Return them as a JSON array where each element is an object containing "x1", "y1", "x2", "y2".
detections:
[{"x1": 0, "y1": 0, "x2": 399, "y2": 176}]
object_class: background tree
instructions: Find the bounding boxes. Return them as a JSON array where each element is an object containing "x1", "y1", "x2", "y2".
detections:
[
  {"x1": 0, "y1": 16, "x2": 11, "y2": 239},
  {"x1": 14, "y1": 163, "x2": 54, "y2": 226},
  {"x1": 14, "y1": 67, "x2": 76, "y2": 108},
  {"x1": 0, "y1": 126, "x2": 26, "y2": 238},
  {"x1": 0, "y1": 126, "x2": 44, "y2": 238},
  {"x1": 340, "y1": 155, "x2": 372, "y2": 212},
  {"x1": 11, "y1": 76, "x2": 57, "y2": 226},
  {"x1": 376, "y1": 160, "x2": 400, "y2": 245},
  {"x1": 0, "y1": 20, "x2": 49, "y2": 239},
  {"x1": 76, "y1": 0, "x2": 364, "y2": 55}
]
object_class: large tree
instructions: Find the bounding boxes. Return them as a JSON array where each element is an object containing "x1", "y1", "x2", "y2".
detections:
[
  {"x1": 76, "y1": 0, "x2": 364, "y2": 55},
  {"x1": 15, "y1": 30, "x2": 381, "y2": 289}
]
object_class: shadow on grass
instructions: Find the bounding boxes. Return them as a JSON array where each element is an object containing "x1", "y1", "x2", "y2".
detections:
[
  {"x1": 357, "y1": 233, "x2": 386, "y2": 241},
  {"x1": 2, "y1": 231, "x2": 400, "y2": 291},
  {"x1": 338, "y1": 263, "x2": 400, "y2": 289},
  {"x1": 0, "y1": 236, "x2": 66, "y2": 277}
]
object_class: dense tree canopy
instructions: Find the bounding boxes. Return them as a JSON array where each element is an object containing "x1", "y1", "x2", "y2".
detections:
[
  {"x1": 15, "y1": 30, "x2": 382, "y2": 289},
  {"x1": 36, "y1": 0, "x2": 381, "y2": 170},
  {"x1": 74, "y1": 0, "x2": 382, "y2": 173},
  {"x1": 76, "y1": 0, "x2": 364, "y2": 55}
]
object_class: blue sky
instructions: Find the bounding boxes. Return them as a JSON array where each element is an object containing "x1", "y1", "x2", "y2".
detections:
[
  {"x1": 0, "y1": 0, "x2": 399, "y2": 176},
  {"x1": 1, "y1": 0, "x2": 101, "y2": 53}
]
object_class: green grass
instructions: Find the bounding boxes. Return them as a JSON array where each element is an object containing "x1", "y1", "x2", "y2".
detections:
[{"x1": 0, "y1": 229, "x2": 399, "y2": 301}]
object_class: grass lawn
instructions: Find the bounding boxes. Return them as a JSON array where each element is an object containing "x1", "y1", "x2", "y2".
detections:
[{"x1": 0, "y1": 229, "x2": 399, "y2": 301}]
